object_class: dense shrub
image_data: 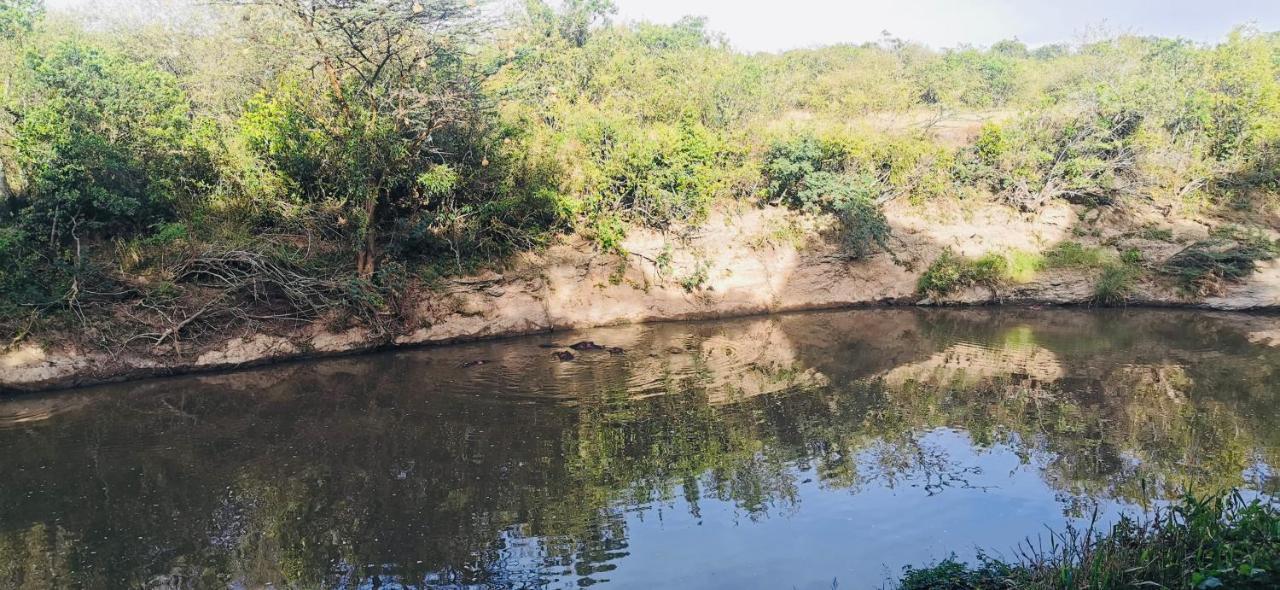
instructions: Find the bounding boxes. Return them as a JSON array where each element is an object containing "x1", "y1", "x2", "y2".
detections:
[
  {"x1": 801, "y1": 172, "x2": 891, "y2": 258},
  {"x1": 761, "y1": 137, "x2": 892, "y2": 259},
  {"x1": 762, "y1": 134, "x2": 849, "y2": 204},
  {"x1": 576, "y1": 115, "x2": 737, "y2": 234},
  {"x1": 13, "y1": 40, "x2": 215, "y2": 240}
]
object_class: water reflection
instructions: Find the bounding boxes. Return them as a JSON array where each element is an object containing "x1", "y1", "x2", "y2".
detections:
[{"x1": 0, "y1": 309, "x2": 1277, "y2": 589}]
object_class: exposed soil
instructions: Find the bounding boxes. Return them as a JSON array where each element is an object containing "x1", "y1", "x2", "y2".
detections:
[{"x1": 3, "y1": 199, "x2": 1278, "y2": 393}]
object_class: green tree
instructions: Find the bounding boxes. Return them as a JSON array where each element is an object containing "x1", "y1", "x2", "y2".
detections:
[
  {"x1": 0, "y1": 0, "x2": 40, "y2": 40},
  {"x1": 13, "y1": 39, "x2": 213, "y2": 239},
  {"x1": 234, "y1": 0, "x2": 490, "y2": 278},
  {"x1": 524, "y1": 0, "x2": 617, "y2": 47},
  {"x1": 0, "y1": 0, "x2": 43, "y2": 203}
]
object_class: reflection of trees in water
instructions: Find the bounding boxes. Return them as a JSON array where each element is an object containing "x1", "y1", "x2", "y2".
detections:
[{"x1": 0, "y1": 309, "x2": 1277, "y2": 588}]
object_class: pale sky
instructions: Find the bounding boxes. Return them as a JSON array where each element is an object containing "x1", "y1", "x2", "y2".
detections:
[
  {"x1": 613, "y1": 0, "x2": 1280, "y2": 52},
  {"x1": 43, "y1": 0, "x2": 1280, "y2": 53}
]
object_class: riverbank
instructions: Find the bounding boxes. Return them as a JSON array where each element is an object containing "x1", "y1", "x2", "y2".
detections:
[{"x1": 4, "y1": 198, "x2": 1278, "y2": 393}]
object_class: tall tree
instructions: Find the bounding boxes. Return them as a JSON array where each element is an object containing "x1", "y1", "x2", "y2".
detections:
[
  {"x1": 234, "y1": 0, "x2": 488, "y2": 278},
  {"x1": 0, "y1": 0, "x2": 44, "y2": 203}
]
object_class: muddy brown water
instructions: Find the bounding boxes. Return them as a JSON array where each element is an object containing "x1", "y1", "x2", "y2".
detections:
[{"x1": 0, "y1": 308, "x2": 1277, "y2": 589}]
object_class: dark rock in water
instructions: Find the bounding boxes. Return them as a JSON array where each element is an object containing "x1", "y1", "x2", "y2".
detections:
[
  {"x1": 461, "y1": 360, "x2": 489, "y2": 368},
  {"x1": 607, "y1": 347, "x2": 625, "y2": 355},
  {"x1": 537, "y1": 343, "x2": 563, "y2": 349},
  {"x1": 553, "y1": 351, "x2": 575, "y2": 362},
  {"x1": 570, "y1": 341, "x2": 605, "y2": 351}
]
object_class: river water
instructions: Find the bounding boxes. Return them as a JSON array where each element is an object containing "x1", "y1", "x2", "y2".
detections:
[{"x1": 0, "y1": 308, "x2": 1277, "y2": 589}]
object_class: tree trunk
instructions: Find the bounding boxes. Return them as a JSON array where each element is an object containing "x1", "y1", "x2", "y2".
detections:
[
  {"x1": 356, "y1": 195, "x2": 379, "y2": 279},
  {"x1": 0, "y1": 162, "x2": 12, "y2": 203}
]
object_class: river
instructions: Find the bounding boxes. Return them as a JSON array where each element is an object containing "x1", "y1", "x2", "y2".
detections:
[{"x1": 0, "y1": 308, "x2": 1277, "y2": 589}]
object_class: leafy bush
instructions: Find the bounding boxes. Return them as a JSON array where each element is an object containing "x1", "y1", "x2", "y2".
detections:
[
  {"x1": 761, "y1": 147, "x2": 892, "y2": 259},
  {"x1": 917, "y1": 249, "x2": 1008, "y2": 298},
  {"x1": 762, "y1": 134, "x2": 849, "y2": 204},
  {"x1": 825, "y1": 178, "x2": 891, "y2": 259},
  {"x1": 13, "y1": 40, "x2": 215, "y2": 239},
  {"x1": 0, "y1": 225, "x2": 51, "y2": 313},
  {"x1": 899, "y1": 555, "x2": 1013, "y2": 590},
  {"x1": 577, "y1": 115, "x2": 736, "y2": 233}
]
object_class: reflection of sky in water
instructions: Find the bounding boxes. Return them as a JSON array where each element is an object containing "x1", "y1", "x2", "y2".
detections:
[{"x1": 407, "y1": 429, "x2": 1150, "y2": 590}]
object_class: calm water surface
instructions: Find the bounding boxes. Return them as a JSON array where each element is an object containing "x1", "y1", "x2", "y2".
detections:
[{"x1": 1, "y1": 308, "x2": 1278, "y2": 589}]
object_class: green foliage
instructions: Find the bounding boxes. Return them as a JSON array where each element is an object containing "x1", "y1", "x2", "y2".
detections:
[
  {"x1": 575, "y1": 115, "x2": 736, "y2": 233},
  {"x1": 0, "y1": 0, "x2": 40, "y2": 40},
  {"x1": 0, "y1": 225, "x2": 46, "y2": 312},
  {"x1": 13, "y1": 39, "x2": 214, "y2": 239},
  {"x1": 973, "y1": 123, "x2": 1008, "y2": 165},
  {"x1": 1094, "y1": 263, "x2": 1139, "y2": 305},
  {"x1": 828, "y1": 180, "x2": 892, "y2": 259},
  {"x1": 917, "y1": 249, "x2": 1009, "y2": 298},
  {"x1": 760, "y1": 137, "x2": 892, "y2": 258},
  {"x1": 762, "y1": 134, "x2": 848, "y2": 204},
  {"x1": 1041, "y1": 241, "x2": 1111, "y2": 269},
  {"x1": 917, "y1": 46, "x2": 1025, "y2": 108},
  {"x1": 896, "y1": 492, "x2": 1280, "y2": 590},
  {"x1": 899, "y1": 555, "x2": 1014, "y2": 590}
]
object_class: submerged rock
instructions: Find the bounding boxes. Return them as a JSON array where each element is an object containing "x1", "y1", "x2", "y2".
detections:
[
  {"x1": 570, "y1": 341, "x2": 606, "y2": 351},
  {"x1": 553, "y1": 351, "x2": 575, "y2": 362}
]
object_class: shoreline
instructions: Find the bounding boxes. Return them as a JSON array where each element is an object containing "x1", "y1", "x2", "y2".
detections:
[
  {"x1": 5, "y1": 202, "x2": 1278, "y2": 395},
  {"x1": 4, "y1": 299, "x2": 1276, "y2": 395}
]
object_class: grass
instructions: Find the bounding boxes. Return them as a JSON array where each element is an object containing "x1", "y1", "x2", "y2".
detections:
[
  {"x1": 1037, "y1": 242, "x2": 1143, "y2": 305},
  {"x1": 917, "y1": 244, "x2": 1129, "y2": 299},
  {"x1": 1092, "y1": 262, "x2": 1139, "y2": 305},
  {"x1": 917, "y1": 249, "x2": 1010, "y2": 298},
  {"x1": 1040, "y1": 241, "x2": 1110, "y2": 270},
  {"x1": 1005, "y1": 250, "x2": 1043, "y2": 284},
  {"x1": 1162, "y1": 226, "x2": 1279, "y2": 296},
  {"x1": 896, "y1": 491, "x2": 1280, "y2": 590}
]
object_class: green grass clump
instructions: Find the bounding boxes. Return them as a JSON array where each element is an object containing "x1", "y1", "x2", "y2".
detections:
[
  {"x1": 1093, "y1": 263, "x2": 1139, "y2": 305},
  {"x1": 1005, "y1": 250, "x2": 1043, "y2": 283},
  {"x1": 1041, "y1": 241, "x2": 1110, "y2": 269},
  {"x1": 917, "y1": 249, "x2": 1009, "y2": 297},
  {"x1": 1136, "y1": 224, "x2": 1175, "y2": 242},
  {"x1": 897, "y1": 491, "x2": 1280, "y2": 590}
]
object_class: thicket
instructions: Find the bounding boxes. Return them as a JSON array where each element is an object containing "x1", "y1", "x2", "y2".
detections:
[{"x1": 2, "y1": 0, "x2": 1280, "y2": 342}]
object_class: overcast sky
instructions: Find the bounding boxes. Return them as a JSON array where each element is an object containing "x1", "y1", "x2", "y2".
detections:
[{"x1": 613, "y1": 0, "x2": 1280, "y2": 52}]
